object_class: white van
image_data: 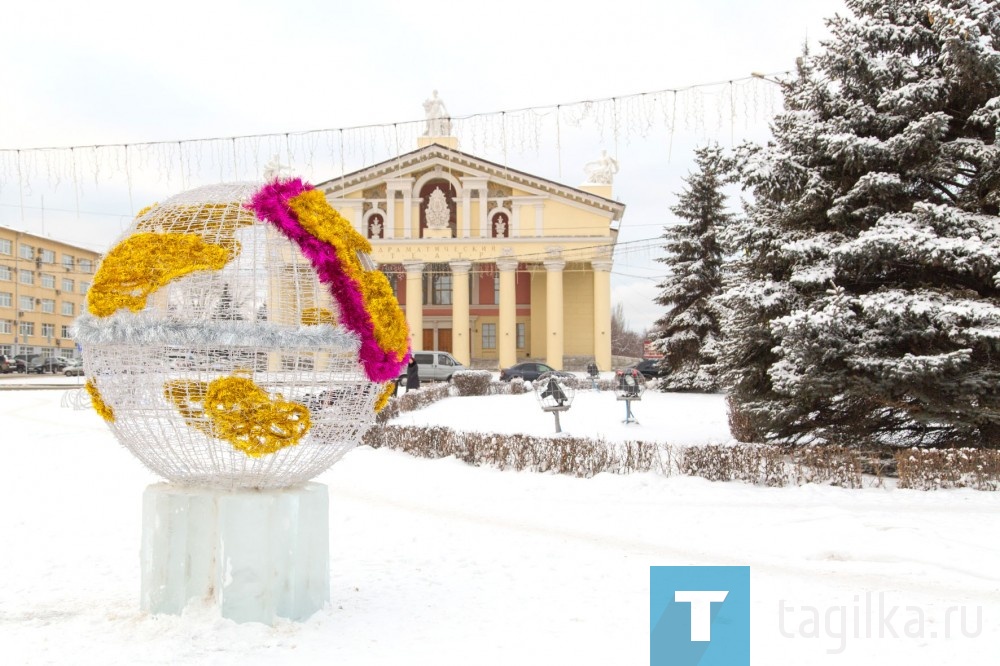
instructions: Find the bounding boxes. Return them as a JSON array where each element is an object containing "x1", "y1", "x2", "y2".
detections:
[{"x1": 399, "y1": 350, "x2": 464, "y2": 385}]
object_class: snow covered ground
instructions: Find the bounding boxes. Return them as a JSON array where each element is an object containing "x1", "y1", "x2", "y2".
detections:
[{"x1": 1, "y1": 381, "x2": 998, "y2": 665}]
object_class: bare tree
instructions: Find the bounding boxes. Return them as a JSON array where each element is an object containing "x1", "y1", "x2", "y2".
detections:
[{"x1": 611, "y1": 303, "x2": 644, "y2": 357}]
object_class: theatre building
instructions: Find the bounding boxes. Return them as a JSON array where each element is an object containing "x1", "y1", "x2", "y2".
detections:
[{"x1": 316, "y1": 133, "x2": 624, "y2": 371}]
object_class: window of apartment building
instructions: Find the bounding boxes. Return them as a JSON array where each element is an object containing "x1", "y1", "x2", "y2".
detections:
[
  {"x1": 62, "y1": 277, "x2": 74, "y2": 292},
  {"x1": 0, "y1": 320, "x2": 11, "y2": 335},
  {"x1": 40, "y1": 299, "x2": 55, "y2": 314},
  {"x1": 41, "y1": 323, "x2": 55, "y2": 339},
  {"x1": 493, "y1": 274, "x2": 500, "y2": 304},
  {"x1": 19, "y1": 243, "x2": 34, "y2": 260},
  {"x1": 40, "y1": 249, "x2": 55, "y2": 264},
  {"x1": 19, "y1": 321, "x2": 34, "y2": 337},
  {"x1": 482, "y1": 323, "x2": 497, "y2": 350},
  {"x1": 0, "y1": 239, "x2": 11, "y2": 255},
  {"x1": 19, "y1": 295, "x2": 34, "y2": 311},
  {"x1": 19, "y1": 269, "x2": 33, "y2": 285},
  {"x1": 78, "y1": 258, "x2": 93, "y2": 274},
  {"x1": 0, "y1": 292, "x2": 10, "y2": 308},
  {"x1": 80, "y1": 281, "x2": 90, "y2": 295},
  {"x1": 62, "y1": 254, "x2": 75, "y2": 270},
  {"x1": 41, "y1": 273, "x2": 55, "y2": 289},
  {"x1": 516, "y1": 322, "x2": 526, "y2": 349},
  {"x1": 61, "y1": 301, "x2": 75, "y2": 316},
  {"x1": 61, "y1": 325, "x2": 71, "y2": 338},
  {"x1": 0, "y1": 265, "x2": 10, "y2": 281}
]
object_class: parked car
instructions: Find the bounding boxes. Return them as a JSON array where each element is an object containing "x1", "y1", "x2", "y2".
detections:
[
  {"x1": 0, "y1": 354, "x2": 13, "y2": 373},
  {"x1": 29, "y1": 356, "x2": 70, "y2": 374},
  {"x1": 629, "y1": 358, "x2": 668, "y2": 379},
  {"x1": 397, "y1": 351, "x2": 464, "y2": 386},
  {"x1": 499, "y1": 362, "x2": 572, "y2": 383},
  {"x1": 64, "y1": 360, "x2": 85, "y2": 377},
  {"x1": 12, "y1": 354, "x2": 32, "y2": 373}
]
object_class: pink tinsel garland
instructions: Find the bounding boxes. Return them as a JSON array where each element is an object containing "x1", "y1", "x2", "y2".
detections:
[{"x1": 247, "y1": 178, "x2": 407, "y2": 382}]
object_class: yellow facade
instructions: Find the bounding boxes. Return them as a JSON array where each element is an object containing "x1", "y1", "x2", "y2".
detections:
[
  {"x1": 316, "y1": 139, "x2": 624, "y2": 371},
  {"x1": 0, "y1": 227, "x2": 100, "y2": 360}
]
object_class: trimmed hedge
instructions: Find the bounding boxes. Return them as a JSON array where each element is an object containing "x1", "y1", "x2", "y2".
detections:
[{"x1": 368, "y1": 379, "x2": 1000, "y2": 490}]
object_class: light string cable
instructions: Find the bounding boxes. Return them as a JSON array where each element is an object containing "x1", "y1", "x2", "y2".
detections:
[{"x1": 0, "y1": 73, "x2": 786, "y2": 156}]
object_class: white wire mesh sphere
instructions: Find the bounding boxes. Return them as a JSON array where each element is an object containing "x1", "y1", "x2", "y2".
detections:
[
  {"x1": 75, "y1": 182, "x2": 401, "y2": 489},
  {"x1": 614, "y1": 368, "x2": 646, "y2": 401},
  {"x1": 534, "y1": 371, "x2": 575, "y2": 412}
]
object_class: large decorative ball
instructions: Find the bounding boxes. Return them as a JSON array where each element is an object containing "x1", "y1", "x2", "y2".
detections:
[{"x1": 74, "y1": 180, "x2": 408, "y2": 489}]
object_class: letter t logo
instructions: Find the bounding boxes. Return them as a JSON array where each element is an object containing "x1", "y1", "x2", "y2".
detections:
[{"x1": 674, "y1": 590, "x2": 729, "y2": 641}]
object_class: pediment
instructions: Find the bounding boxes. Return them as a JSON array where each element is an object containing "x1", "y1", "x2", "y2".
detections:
[{"x1": 315, "y1": 143, "x2": 624, "y2": 220}]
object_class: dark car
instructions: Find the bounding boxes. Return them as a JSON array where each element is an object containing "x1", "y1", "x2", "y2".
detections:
[
  {"x1": 630, "y1": 358, "x2": 667, "y2": 379},
  {"x1": 11, "y1": 354, "x2": 32, "y2": 373},
  {"x1": 28, "y1": 356, "x2": 69, "y2": 374},
  {"x1": 499, "y1": 362, "x2": 573, "y2": 383},
  {"x1": 0, "y1": 354, "x2": 13, "y2": 373}
]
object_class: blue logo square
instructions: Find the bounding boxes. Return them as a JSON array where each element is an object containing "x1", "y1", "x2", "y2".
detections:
[{"x1": 650, "y1": 566, "x2": 750, "y2": 666}]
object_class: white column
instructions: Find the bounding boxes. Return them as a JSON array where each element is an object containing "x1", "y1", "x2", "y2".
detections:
[
  {"x1": 402, "y1": 191, "x2": 413, "y2": 239},
  {"x1": 403, "y1": 260, "x2": 425, "y2": 352},
  {"x1": 592, "y1": 260, "x2": 613, "y2": 372},
  {"x1": 450, "y1": 260, "x2": 472, "y2": 365},
  {"x1": 461, "y1": 191, "x2": 472, "y2": 239},
  {"x1": 497, "y1": 256, "x2": 518, "y2": 369},
  {"x1": 511, "y1": 205, "x2": 521, "y2": 238},
  {"x1": 384, "y1": 194, "x2": 395, "y2": 240},
  {"x1": 544, "y1": 259, "x2": 566, "y2": 370},
  {"x1": 534, "y1": 203, "x2": 544, "y2": 236},
  {"x1": 479, "y1": 189, "x2": 488, "y2": 237}
]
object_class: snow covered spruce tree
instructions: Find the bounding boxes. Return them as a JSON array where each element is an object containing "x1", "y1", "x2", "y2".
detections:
[
  {"x1": 653, "y1": 144, "x2": 731, "y2": 391},
  {"x1": 724, "y1": 0, "x2": 1000, "y2": 448}
]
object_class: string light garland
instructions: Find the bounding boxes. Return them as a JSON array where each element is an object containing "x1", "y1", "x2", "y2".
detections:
[{"x1": 0, "y1": 75, "x2": 786, "y2": 199}]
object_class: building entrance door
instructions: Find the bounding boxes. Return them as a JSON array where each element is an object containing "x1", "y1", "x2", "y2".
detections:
[
  {"x1": 438, "y1": 328, "x2": 452, "y2": 353},
  {"x1": 421, "y1": 328, "x2": 453, "y2": 352}
]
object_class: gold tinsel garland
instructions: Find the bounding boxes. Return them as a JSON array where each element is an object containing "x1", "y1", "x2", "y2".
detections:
[
  {"x1": 165, "y1": 376, "x2": 311, "y2": 458},
  {"x1": 87, "y1": 232, "x2": 232, "y2": 317},
  {"x1": 287, "y1": 189, "x2": 410, "y2": 365},
  {"x1": 373, "y1": 382, "x2": 395, "y2": 412},
  {"x1": 85, "y1": 379, "x2": 115, "y2": 422}
]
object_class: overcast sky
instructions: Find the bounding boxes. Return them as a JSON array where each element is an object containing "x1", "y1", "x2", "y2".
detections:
[{"x1": 0, "y1": 0, "x2": 847, "y2": 332}]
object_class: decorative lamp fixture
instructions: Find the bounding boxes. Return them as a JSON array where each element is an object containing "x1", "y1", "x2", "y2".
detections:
[
  {"x1": 533, "y1": 371, "x2": 575, "y2": 433},
  {"x1": 613, "y1": 367, "x2": 645, "y2": 424}
]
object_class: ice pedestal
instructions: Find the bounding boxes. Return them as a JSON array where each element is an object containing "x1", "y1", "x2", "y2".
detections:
[{"x1": 140, "y1": 482, "x2": 330, "y2": 624}]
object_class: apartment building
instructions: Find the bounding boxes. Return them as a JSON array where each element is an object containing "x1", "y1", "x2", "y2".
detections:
[{"x1": 0, "y1": 226, "x2": 101, "y2": 361}]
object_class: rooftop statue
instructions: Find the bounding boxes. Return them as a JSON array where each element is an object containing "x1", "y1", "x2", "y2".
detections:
[
  {"x1": 583, "y1": 150, "x2": 619, "y2": 185},
  {"x1": 423, "y1": 90, "x2": 452, "y2": 137}
]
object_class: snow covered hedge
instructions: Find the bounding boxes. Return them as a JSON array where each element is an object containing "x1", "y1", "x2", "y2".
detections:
[
  {"x1": 895, "y1": 448, "x2": 1000, "y2": 491},
  {"x1": 368, "y1": 377, "x2": 999, "y2": 490},
  {"x1": 363, "y1": 425, "x2": 659, "y2": 477}
]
